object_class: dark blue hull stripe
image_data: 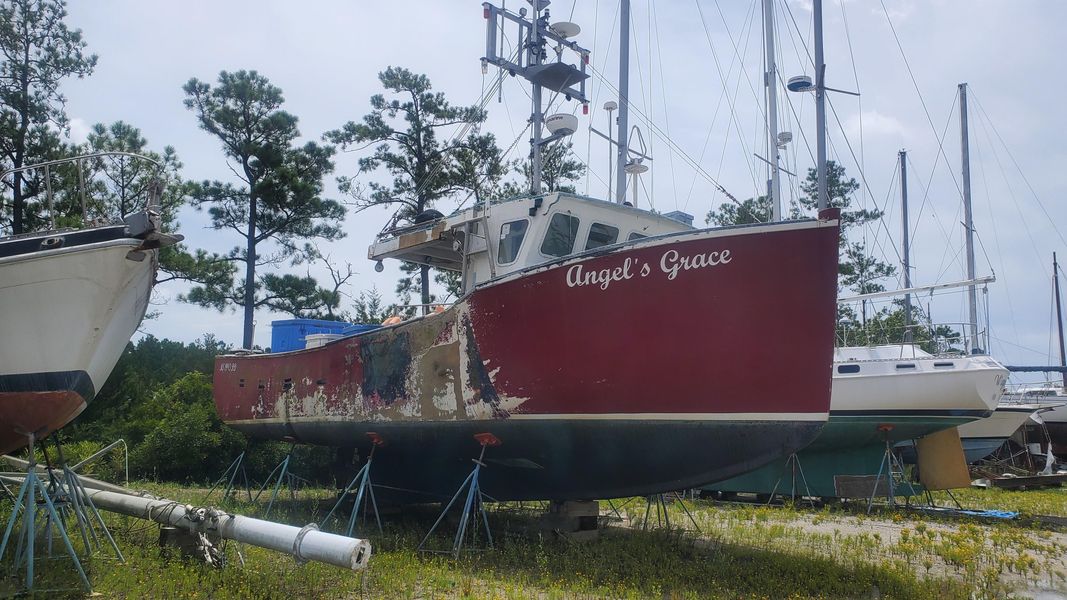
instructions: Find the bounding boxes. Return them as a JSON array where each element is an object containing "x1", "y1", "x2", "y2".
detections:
[{"x1": 0, "y1": 370, "x2": 95, "y2": 402}]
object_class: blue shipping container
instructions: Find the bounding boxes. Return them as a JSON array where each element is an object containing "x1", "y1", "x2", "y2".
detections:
[{"x1": 270, "y1": 319, "x2": 350, "y2": 352}]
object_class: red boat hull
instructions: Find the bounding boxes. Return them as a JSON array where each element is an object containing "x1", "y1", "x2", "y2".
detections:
[
  {"x1": 214, "y1": 218, "x2": 840, "y2": 500},
  {"x1": 0, "y1": 380, "x2": 89, "y2": 454}
]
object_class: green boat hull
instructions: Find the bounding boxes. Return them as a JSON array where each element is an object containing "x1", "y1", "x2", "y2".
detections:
[{"x1": 704, "y1": 414, "x2": 976, "y2": 498}]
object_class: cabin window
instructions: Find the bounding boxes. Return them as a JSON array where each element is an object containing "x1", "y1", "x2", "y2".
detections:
[
  {"x1": 895, "y1": 363, "x2": 917, "y2": 370},
  {"x1": 628, "y1": 232, "x2": 648, "y2": 241},
  {"x1": 497, "y1": 219, "x2": 529, "y2": 264},
  {"x1": 585, "y1": 222, "x2": 620, "y2": 250},
  {"x1": 540, "y1": 213, "x2": 580, "y2": 257},
  {"x1": 837, "y1": 364, "x2": 860, "y2": 374}
]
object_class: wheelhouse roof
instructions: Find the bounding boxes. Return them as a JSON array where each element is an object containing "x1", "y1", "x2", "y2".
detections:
[{"x1": 366, "y1": 192, "x2": 694, "y2": 271}]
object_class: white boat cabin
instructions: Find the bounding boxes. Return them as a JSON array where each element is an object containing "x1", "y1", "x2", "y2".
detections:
[{"x1": 367, "y1": 193, "x2": 694, "y2": 294}]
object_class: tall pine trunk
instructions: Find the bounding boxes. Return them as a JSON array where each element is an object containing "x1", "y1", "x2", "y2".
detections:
[
  {"x1": 12, "y1": 170, "x2": 24, "y2": 234},
  {"x1": 420, "y1": 264, "x2": 430, "y2": 316},
  {"x1": 243, "y1": 196, "x2": 257, "y2": 348}
]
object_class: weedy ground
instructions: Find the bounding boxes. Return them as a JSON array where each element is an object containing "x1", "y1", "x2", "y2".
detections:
[{"x1": 0, "y1": 482, "x2": 1065, "y2": 599}]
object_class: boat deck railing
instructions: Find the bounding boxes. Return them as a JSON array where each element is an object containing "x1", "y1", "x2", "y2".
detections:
[
  {"x1": 836, "y1": 321, "x2": 990, "y2": 357},
  {"x1": 0, "y1": 152, "x2": 163, "y2": 234}
]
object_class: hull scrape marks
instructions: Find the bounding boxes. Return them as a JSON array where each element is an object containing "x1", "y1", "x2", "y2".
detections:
[{"x1": 461, "y1": 314, "x2": 508, "y2": 419}]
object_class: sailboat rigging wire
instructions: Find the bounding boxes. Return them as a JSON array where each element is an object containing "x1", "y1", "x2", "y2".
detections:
[
  {"x1": 969, "y1": 121, "x2": 1022, "y2": 350},
  {"x1": 774, "y1": 0, "x2": 815, "y2": 189},
  {"x1": 584, "y1": 0, "x2": 619, "y2": 199},
  {"x1": 969, "y1": 89, "x2": 1067, "y2": 249},
  {"x1": 837, "y1": 0, "x2": 873, "y2": 277},
  {"x1": 650, "y1": 0, "x2": 679, "y2": 210},
  {"x1": 400, "y1": 37, "x2": 525, "y2": 219},
  {"x1": 779, "y1": 0, "x2": 814, "y2": 71},
  {"x1": 679, "y1": 10, "x2": 754, "y2": 213},
  {"x1": 710, "y1": 0, "x2": 767, "y2": 125},
  {"x1": 968, "y1": 93, "x2": 1044, "y2": 266},
  {"x1": 824, "y1": 94, "x2": 902, "y2": 266},
  {"x1": 880, "y1": 159, "x2": 905, "y2": 290},
  {"x1": 583, "y1": 0, "x2": 600, "y2": 197},
  {"x1": 879, "y1": 0, "x2": 965, "y2": 200},
  {"x1": 910, "y1": 93, "x2": 959, "y2": 254},
  {"x1": 453, "y1": 121, "x2": 532, "y2": 212},
  {"x1": 692, "y1": 0, "x2": 761, "y2": 199},
  {"x1": 586, "y1": 65, "x2": 742, "y2": 209},
  {"x1": 988, "y1": 334, "x2": 1050, "y2": 359}
]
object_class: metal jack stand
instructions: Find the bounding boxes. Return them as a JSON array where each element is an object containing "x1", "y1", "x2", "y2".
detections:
[
  {"x1": 204, "y1": 451, "x2": 252, "y2": 504},
  {"x1": 418, "y1": 433, "x2": 500, "y2": 557},
  {"x1": 254, "y1": 442, "x2": 306, "y2": 518},
  {"x1": 46, "y1": 439, "x2": 124, "y2": 563},
  {"x1": 867, "y1": 425, "x2": 918, "y2": 514},
  {"x1": 640, "y1": 493, "x2": 702, "y2": 534},
  {"x1": 768, "y1": 453, "x2": 816, "y2": 507},
  {"x1": 323, "y1": 433, "x2": 384, "y2": 537},
  {"x1": 0, "y1": 434, "x2": 91, "y2": 594}
]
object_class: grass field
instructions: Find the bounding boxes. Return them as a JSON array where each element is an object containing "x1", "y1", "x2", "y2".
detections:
[{"x1": 1, "y1": 482, "x2": 1065, "y2": 598}]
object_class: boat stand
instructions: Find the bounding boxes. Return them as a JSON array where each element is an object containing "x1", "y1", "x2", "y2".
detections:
[
  {"x1": 768, "y1": 453, "x2": 816, "y2": 507},
  {"x1": 418, "y1": 433, "x2": 500, "y2": 557},
  {"x1": 323, "y1": 433, "x2": 384, "y2": 537},
  {"x1": 0, "y1": 434, "x2": 91, "y2": 594},
  {"x1": 254, "y1": 443, "x2": 307, "y2": 518},
  {"x1": 44, "y1": 440, "x2": 124, "y2": 563},
  {"x1": 204, "y1": 451, "x2": 252, "y2": 504},
  {"x1": 867, "y1": 426, "x2": 919, "y2": 514},
  {"x1": 638, "y1": 493, "x2": 701, "y2": 534}
]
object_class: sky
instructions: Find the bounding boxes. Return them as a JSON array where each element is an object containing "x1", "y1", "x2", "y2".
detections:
[{"x1": 55, "y1": 0, "x2": 1067, "y2": 381}]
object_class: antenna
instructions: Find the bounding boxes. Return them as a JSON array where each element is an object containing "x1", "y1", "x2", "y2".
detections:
[
  {"x1": 482, "y1": 2, "x2": 590, "y2": 195},
  {"x1": 624, "y1": 126, "x2": 651, "y2": 207}
]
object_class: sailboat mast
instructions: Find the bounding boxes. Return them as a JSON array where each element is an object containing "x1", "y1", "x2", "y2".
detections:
[
  {"x1": 528, "y1": 1, "x2": 547, "y2": 195},
  {"x1": 959, "y1": 82, "x2": 979, "y2": 353},
  {"x1": 900, "y1": 150, "x2": 912, "y2": 342},
  {"x1": 764, "y1": 0, "x2": 782, "y2": 221},
  {"x1": 813, "y1": 0, "x2": 827, "y2": 211},
  {"x1": 1055, "y1": 252, "x2": 1066, "y2": 388},
  {"x1": 615, "y1": 0, "x2": 630, "y2": 205}
]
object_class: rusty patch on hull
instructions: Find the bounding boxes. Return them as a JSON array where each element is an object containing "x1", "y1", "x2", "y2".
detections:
[{"x1": 359, "y1": 332, "x2": 411, "y2": 407}]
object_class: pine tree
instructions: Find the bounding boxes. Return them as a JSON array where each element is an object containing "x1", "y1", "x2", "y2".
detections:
[
  {"x1": 325, "y1": 66, "x2": 494, "y2": 313},
  {"x1": 0, "y1": 0, "x2": 96, "y2": 233},
  {"x1": 182, "y1": 70, "x2": 346, "y2": 347}
]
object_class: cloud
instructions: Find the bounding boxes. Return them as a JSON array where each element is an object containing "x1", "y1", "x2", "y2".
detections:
[
  {"x1": 845, "y1": 109, "x2": 909, "y2": 139},
  {"x1": 66, "y1": 117, "x2": 91, "y2": 144},
  {"x1": 876, "y1": 0, "x2": 915, "y2": 22}
]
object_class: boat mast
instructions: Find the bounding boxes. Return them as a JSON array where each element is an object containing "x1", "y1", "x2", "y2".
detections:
[
  {"x1": 615, "y1": 0, "x2": 630, "y2": 205},
  {"x1": 529, "y1": 0, "x2": 547, "y2": 195},
  {"x1": 763, "y1": 0, "x2": 782, "y2": 221},
  {"x1": 899, "y1": 150, "x2": 912, "y2": 342},
  {"x1": 1055, "y1": 252, "x2": 1066, "y2": 388},
  {"x1": 959, "y1": 82, "x2": 980, "y2": 353},
  {"x1": 481, "y1": 2, "x2": 590, "y2": 197},
  {"x1": 813, "y1": 0, "x2": 827, "y2": 211}
]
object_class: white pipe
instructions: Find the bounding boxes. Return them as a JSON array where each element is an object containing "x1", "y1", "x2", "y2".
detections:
[{"x1": 78, "y1": 486, "x2": 371, "y2": 570}]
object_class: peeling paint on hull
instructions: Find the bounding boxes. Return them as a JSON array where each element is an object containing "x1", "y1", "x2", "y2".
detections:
[{"x1": 214, "y1": 220, "x2": 840, "y2": 500}]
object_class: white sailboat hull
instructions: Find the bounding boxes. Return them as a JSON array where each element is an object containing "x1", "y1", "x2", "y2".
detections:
[
  {"x1": 0, "y1": 239, "x2": 156, "y2": 453},
  {"x1": 833, "y1": 347, "x2": 1006, "y2": 418}
]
